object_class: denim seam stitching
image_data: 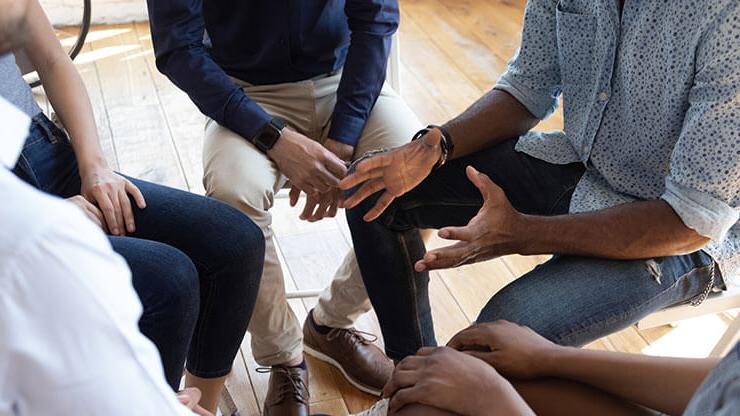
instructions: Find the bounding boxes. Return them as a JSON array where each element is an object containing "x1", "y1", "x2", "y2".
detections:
[
  {"x1": 17, "y1": 154, "x2": 41, "y2": 189},
  {"x1": 559, "y1": 263, "x2": 714, "y2": 344},
  {"x1": 398, "y1": 231, "x2": 426, "y2": 350}
]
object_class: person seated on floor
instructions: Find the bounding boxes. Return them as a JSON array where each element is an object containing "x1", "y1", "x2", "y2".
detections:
[
  {"x1": 340, "y1": 0, "x2": 739, "y2": 361},
  {"x1": 0, "y1": 1, "x2": 265, "y2": 412},
  {"x1": 0, "y1": 92, "x2": 212, "y2": 414},
  {"x1": 146, "y1": 0, "x2": 421, "y2": 413},
  {"x1": 359, "y1": 320, "x2": 738, "y2": 416}
]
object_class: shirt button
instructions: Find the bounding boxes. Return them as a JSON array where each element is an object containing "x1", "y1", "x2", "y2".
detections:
[{"x1": 599, "y1": 92, "x2": 610, "y2": 102}]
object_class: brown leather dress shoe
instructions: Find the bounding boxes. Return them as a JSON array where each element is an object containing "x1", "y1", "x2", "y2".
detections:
[
  {"x1": 261, "y1": 365, "x2": 310, "y2": 416},
  {"x1": 303, "y1": 310, "x2": 394, "y2": 396}
]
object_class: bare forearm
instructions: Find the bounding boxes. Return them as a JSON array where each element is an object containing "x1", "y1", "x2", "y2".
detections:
[
  {"x1": 443, "y1": 89, "x2": 539, "y2": 159},
  {"x1": 516, "y1": 200, "x2": 710, "y2": 260},
  {"x1": 25, "y1": 0, "x2": 106, "y2": 176},
  {"x1": 38, "y1": 59, "x2": 106, "y2": 171},
  {"x1": 541, "y1": 346, "x2": 717, "y2": 415}
]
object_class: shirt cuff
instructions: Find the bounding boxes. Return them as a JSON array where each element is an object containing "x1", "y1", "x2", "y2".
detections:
[
  {"x1": 224, "y1": 93, "x2": 273, "y2": 141},
  {"x1": 328, "y1": 113, "x2": 366, "y2": 146},
  {"x1": 661, "y1": 178, "x2": 739, "y2": 242},
  {"x1": 494, "y1": 74, "x2": 558, "y2": 120}
]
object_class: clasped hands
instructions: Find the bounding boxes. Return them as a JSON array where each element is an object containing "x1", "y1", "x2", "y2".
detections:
[
  {"x1": 339, "y1": 130, "x2": 525, "y2": 272},
  {"x1": 268, "y1": 129, "x2": 354, "y2": 222},
  {"x1": 380, "y1": 320, "x2": 557, "y2": 415}
]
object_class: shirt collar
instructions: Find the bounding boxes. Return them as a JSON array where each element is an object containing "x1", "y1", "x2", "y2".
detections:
[{"x1": 0, "y1": 97, "x2": 30, "y2": 168}]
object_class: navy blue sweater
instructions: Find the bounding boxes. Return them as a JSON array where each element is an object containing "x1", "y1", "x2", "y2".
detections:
[{"x1": 147, "y1": 0, "x2": 400, "y2": 145}]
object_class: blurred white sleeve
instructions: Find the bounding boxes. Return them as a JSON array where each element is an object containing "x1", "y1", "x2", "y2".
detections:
[{"x1": 0, "y1": 204, "x2": 191, "y2": 416}]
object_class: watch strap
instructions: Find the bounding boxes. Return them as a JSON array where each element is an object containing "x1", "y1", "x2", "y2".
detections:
[{"x1": 412, "y1": 124, "x2": 454, "y2": 169}]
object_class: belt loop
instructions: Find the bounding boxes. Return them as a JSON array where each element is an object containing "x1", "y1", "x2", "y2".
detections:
[{"x1": 34, "y1": 114, "x2": 59, "y2": 144}]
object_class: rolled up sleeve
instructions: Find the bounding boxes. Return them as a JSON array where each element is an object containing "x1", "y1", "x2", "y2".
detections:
[
  {"x1": 660, "y1": 2, "x2": 740, "y2": 242},
  {"x1": 493, "y1": 0, "x2": 561, "y2": 119},
  {"x1": 662, "y1": 179, "x2": 738, "y2": 242}
]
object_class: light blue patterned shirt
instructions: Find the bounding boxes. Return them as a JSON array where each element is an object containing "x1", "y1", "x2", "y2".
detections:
[{"x1": 495, "y1": 0, "x2": 740, "y2": 286}]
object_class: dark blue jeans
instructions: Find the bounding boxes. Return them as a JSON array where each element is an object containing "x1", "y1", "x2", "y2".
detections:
[
  {"x1": 13, "y1": 114, "x2": 264, "y2": 389},
  {"x1": 347, "y1": 139, "x2": 723, "y2": 360}
]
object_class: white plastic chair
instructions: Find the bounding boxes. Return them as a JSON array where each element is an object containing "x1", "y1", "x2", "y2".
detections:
[{"x1": 637, "y1": 287, "x2": 740, "y2": 357}]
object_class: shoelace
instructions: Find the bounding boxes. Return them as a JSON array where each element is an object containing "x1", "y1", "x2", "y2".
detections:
[
  {"x1": 256, "y1": 366, "x2": 309, "y2": 405},
  {"x1": 327, "y1": 328, "x2": 378, "y2": 346}
]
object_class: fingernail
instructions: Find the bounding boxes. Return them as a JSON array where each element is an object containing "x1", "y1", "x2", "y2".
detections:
[{"x1": 113, "y1": 228, "x2": 119, "y2": 234}]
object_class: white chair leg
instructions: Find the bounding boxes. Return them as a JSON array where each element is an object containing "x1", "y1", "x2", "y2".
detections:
[
  {"x1": 285, "y1": 289, "x2": 322, "y2": 299},
  {"x1": 709, "y1": 316, "x2": 740, "y2": 358}
]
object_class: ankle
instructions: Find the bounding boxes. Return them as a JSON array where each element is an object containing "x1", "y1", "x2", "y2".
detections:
[
  {"x1": 310, "y1": 311, "x2": 334, "y2": 335},
  {"x1": 279, "y1": 355, "x2": 305, "y2": 368}
]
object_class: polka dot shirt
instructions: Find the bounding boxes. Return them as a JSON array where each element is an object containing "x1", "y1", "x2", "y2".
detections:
[{"x1": 495, "y1": 0, "x2": 740, "y2": 285}]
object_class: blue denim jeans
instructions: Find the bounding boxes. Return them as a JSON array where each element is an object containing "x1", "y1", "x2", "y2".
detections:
[
  {"x1": 13, "y1": 114, "x2": 265, "y2": 389},
  {"x1": 347, "y1": 138, "x2": 723, "y2": 360}
]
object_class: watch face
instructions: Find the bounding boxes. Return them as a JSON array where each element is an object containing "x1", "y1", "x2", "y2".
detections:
[{"x1": 255, "y1": 123, "x2": 281, "y2": 152}]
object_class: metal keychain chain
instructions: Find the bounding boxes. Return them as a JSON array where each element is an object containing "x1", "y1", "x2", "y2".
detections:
[{"x1": 690, "y1": 262, "x2": 716, "y2": 306}]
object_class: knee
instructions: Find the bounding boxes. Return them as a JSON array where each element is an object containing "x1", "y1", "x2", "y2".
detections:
[
  {"x1": 145, "y1": 246, "x2": 200, "y2": 325},
  {"x1": 476, "y1": 292, "x2": 546, "y2": 336},
  {"x1": 204, "y1": 170, "x2": 272, "y2": 219},
  {"x1": 223, "y1": 207, "x2": 266, "y2": 275},
  {"x1": 476, "y1": 293, "x2": 575, "y2": 345},
  {"x1": 202, "y1": 199, "x2": 265, "y2": 283}
]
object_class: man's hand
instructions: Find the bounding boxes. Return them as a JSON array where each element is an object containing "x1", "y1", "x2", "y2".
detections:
[
  {"x1": 447, "y1": 320, "x2": 562, "y2": 380},
  {"x1": 415, "y1": 166, "x2": 521, "y2": 272},
  {"x1": 324, "y1": 138, "x2": 354, "y2": 163},
  {"x1": 287, "y1": 138, "x2": 353, "y2": 222},
  {"x1": 289, "y1": 186, "x2": 344, "y2": 222},
  {"x1": 340, "y1": 129, "x2": 443, "y2": 222},
  {"x1": 80, "y1": 166, "x2": 146, "y2": 236},
  {"x1": 268, "y1": 129, "x2": 347, "y2": 195},
  {"x1": 382, "y1": 347, "x2": 533, "y2": 416}
]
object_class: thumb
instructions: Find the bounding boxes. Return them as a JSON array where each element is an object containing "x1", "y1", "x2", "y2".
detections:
[{"x1": 466, "y1": 166, "x2": 500, "y2": 200}]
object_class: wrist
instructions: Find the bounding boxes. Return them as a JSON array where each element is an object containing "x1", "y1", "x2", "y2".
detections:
[
  {"x1": 265, "y1": 126, "x2": 291, "y2": 160},
  {"x1": 416, "y1": 129, "x2": 444, "y2": 168},
  {"x1": 78, "y1": 156, "x2": 109, "y2": 178},
  {"x1": 253, "y1": 118, "x2": 286, "y2": 154},
  {"x1": 537, "y1": 344, "x2": 571, "y2": 377},
  {"x1": 510, "y1": 213, "x2": 550, "y2": 255}
]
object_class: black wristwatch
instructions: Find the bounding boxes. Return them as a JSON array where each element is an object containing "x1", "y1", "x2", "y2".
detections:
[
  {"x1": 251, "y1": 117, "x2": 286, "y2": 153},
  {"x1": 412, "y1": 124, "x2": 455, "y2": 169}
]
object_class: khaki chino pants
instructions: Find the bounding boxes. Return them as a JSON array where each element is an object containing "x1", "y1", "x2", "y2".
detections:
[{"x1": 203, "y1": 72, "x2": 421, "y2": 365}]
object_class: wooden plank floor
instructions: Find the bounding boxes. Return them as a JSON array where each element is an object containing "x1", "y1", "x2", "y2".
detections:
[{"x1": 38, "y1": 1, "x2": 733, "y2": 414}]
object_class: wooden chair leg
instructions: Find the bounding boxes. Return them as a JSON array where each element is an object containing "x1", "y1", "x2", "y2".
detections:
[{"x1": 709, "y1": 315, "x2": 740, "y2": 358}]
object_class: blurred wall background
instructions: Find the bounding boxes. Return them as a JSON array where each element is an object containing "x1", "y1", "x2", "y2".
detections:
[{"x1": 40, "y1": 0, "x2": 148, "y2": 25}]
